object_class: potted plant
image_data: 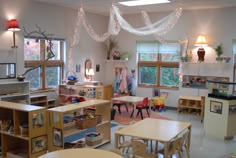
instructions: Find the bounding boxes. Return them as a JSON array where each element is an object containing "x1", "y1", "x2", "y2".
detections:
[
  {"x1": 215, "y1": 44, "x2": 224, "y2": 62},
  {"x1": 105, "y1": 38, "x2": 118, "y2": 60}
]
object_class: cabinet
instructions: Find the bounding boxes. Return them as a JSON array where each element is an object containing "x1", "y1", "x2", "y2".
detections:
[
  {"x1": 204, "y1": 97, "x2": 236, "y2": 139},
  {"x1": 0, "y1": 81, "x2": 30, "y2": 104},
  {"x1": 178, "y1": 96, "x2": 204, "y2": 121},
  {"x1": 47, "y1": 99, "x2": 111, "y2": 151},
  {"x1": 30, "y1": 95, "x2": 48, "y2": 107},
  {"x1": 0, "y1": 101, "x2": 47, "y2": 158},
  {"x1": 58, "y1": 84, "x2": 112, "y2": 105}
]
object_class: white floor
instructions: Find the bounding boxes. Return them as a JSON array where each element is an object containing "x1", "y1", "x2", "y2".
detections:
[{"x1": 98, "y1": 109, "x2": 236, "y2": 158}]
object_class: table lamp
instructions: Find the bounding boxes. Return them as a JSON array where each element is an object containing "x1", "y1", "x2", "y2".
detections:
[
  {"x1": 195, "y1": 35, "x2": 208, "y2": 62},
  {"x1": 7, "y1": 19, "x2": 20, "y2": 48}
]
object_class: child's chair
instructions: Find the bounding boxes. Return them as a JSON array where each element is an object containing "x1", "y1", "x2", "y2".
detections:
[{"x1": 152, "y1": 88, "x2": 169, "y2": 112}]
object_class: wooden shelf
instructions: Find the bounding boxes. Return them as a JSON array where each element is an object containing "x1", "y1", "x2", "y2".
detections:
[
  {"x1": 0, "y1": 81, "x2": 30, "y2": 103},
  {"x1": 0, "y1": 101, "x2": 47, "y2": 158},
  {"x1": 58, "y1": 84, "x2": 112, "y2": 106},
  {"x1": 178, "y1": 96, "x2": 204, "y2": 121},
  {"x1": 30, "y1": 95, "x2": 48, "y2": 108},
  {"x1": 47, "y1": 99, "x2": 111, "y2": 151}
]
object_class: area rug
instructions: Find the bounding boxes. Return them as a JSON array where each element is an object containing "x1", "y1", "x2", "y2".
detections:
[
  {"x1": 64, "y1": 123, "x2": 118, "y2": 142},
  {"x1": 113, "y1": 106, "x2": 170, "y2": 125}
]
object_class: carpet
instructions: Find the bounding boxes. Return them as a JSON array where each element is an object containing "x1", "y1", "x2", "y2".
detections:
[
  {"x1": 113, "y1": 106, "x2": 170, "y2": 125},
  {"x1": 64, "y1": 123, "x2": 118, "y2": 142}
]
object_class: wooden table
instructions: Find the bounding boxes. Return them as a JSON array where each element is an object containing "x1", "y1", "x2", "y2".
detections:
[
  {"x1": 38, "y1": 148, "x2": 122, "y2": 158},
  {"x1": 112, "y1": 96, "x2": 145, "y2": 118},
  {"x1": 115, "y1": 118, "x2": 191, "y2": 158}
]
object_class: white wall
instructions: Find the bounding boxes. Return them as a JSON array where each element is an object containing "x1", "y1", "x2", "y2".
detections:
[{"x1": 109, "y1": 7, "x2": 236, "y2": 107}]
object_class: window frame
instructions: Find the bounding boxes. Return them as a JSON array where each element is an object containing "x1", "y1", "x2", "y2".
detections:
[
  {"x1": 137, "y1": 41, "x2": 180, "y2": 90},
  {"x1": 24, "y1": 37, "x2": 65, "y2": 90}
]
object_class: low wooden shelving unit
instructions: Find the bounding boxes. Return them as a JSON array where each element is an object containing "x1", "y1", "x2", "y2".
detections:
[
  {"x1": 178, "y1": 95, "x2": 204, "y2": 121},
  {"x1": 0, "y1": 101, "x2": 47, "y2": 158},
  {"x1": 58, "y1": 84, "x2": 112, "y2": 106},
  {"x1": 47, "y1": 99, "x2": 111, "y2": 151}
]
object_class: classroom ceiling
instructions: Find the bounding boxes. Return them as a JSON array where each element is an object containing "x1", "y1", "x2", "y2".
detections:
[{"x1": 33, "y1": 0, "x2": 236, "y2": 15}]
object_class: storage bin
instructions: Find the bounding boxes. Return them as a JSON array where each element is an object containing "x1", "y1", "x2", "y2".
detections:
[
  {"x1": 64, "y1": 140, "x2": 86, "y2": 149},
  {"x1": 85, "y1": 132, "x2": 103, "y2": 146},
  {"x1": 74, "y1": 114, "x2": 102, "y2": 129},
  {"x1": 19, "y1": 125, "x2": 29, "y2": 137}
]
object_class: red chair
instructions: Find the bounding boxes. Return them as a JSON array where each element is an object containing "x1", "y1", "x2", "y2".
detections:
[
  {"x1": 130, "y1": 97, "x2": 149, "y2": 119},
  {"x1": 113, "y1": 93, "x2": 128, "y2": 114}
]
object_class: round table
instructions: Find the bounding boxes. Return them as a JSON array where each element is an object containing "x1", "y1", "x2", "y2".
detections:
[{"x1": 38, "y1": 148, "x2": 122, "y2": 158}]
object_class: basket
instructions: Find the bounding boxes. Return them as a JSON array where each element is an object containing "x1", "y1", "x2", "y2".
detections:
[
  {"x1": 74, "y1": 114, "x2": 102, "y2": 130},
  {"x1": 85, "y1": 132, "x2": 103, "y2": 146},
  {"x1": 64, "y1": 140, "x2": 86, "y2": 149},
  {"x1": 66, "y1": 71, "x2": 78, "y2": 85},
  {"x1": 19, "y1": 125, "x2": 29, "y2": 137}
]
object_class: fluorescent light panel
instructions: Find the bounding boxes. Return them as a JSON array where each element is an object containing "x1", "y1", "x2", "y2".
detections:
[{"x1": 119, "y1": 0, "x2": 170, "y2": 6}]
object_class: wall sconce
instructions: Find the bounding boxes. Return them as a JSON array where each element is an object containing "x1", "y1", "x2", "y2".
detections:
[
  {"x1": 85, "y1": 59, "x2": 94, "y2": 81},
  {"x1": 7, "y1": 19, "x2": 20, "y2": 48},
  {"x1": 195, "y1": 35, "x2": 208, "y2": 62}
]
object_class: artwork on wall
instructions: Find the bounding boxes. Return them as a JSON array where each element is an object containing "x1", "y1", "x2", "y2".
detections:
[
  {"x1": 31, "y1": 135, "x2": 47, "y2": 153},
  {"x1": 96, "y1": 64, "x2": 100, "y2": 72},
  {"x1": 53, "y1": 128, "x2": 63, "y2": 147},
  {"x1": 210, "y1": 100, "x2": 223, "y2": 114},
  {"x1": 229, "y1": 105, "x2": 236, "y2": 115},
  {"x1": 76, "y1": 64, "x2": 80, "y2": 73}
]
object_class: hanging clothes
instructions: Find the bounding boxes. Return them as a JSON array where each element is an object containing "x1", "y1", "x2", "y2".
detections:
[
  {"x1": 113, "y1": 68, "x2": 121, "y2": 93},
  {"x1": 119, "y1": 67, "x2": 128, "y2": 93}
]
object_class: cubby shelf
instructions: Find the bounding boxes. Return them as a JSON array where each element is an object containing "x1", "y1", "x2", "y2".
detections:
[
  {"x1": 47, "y1": 99, "x2": 111, "y2": 151},
  {"x1": 0, "y1": 101, "x2": 47, "y2": 158}
]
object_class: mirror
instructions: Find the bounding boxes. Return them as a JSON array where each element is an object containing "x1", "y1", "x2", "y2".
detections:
[
  {"x1": 85, "y1": 59, "x2": 94, "y2": 80},
  {"x1": 0, "y1": 63, "x2": 16, "y2": 79}
]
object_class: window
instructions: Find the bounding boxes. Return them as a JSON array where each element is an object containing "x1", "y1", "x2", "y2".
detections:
[
  {"x1": 24, "y1": 37, "x2": 65, "y2": 90},
  {"x1": 137, "y1": 41, "x2": 180, "y2": 88}
]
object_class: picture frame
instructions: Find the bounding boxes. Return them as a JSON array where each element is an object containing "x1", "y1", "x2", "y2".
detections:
[
  {"x1": 229, "y1": 105, "x2": 236, "y2": 115},
  {"x1": 31, "y1": 135, "x2": 47, "y2": 154},
  {"x1": 210, "y1": 100, "x2": 223, "y2": 114},
  {"x1": 53, "y1": 128, "x2": 63, "y2": 147}
]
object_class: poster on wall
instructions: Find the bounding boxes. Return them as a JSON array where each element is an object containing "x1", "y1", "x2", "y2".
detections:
[{"x1": 210, "y1": 100, "x2": 223, "y2": 114}]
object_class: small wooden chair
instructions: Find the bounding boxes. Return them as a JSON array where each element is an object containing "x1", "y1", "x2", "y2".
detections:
[
  {"x1": 117, "y1": 127, "x2": 132, "y2": 153},
  {"x1": 178, "y1": 129, "x2": 190, "y2": 158},
  {"x1": 158, "y1": 136, "x2": 183, "y2": 158},
  {"x1": 131, "y1": 140, "x2": 157, "y2": 158}
]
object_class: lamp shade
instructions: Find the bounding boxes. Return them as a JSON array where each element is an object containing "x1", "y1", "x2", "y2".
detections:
[
  {"x1": 87, "y1": 68, "x2": 95, "y2": 76},
  {"x1": 195, "y1": 35, "x2": 207, "y2": 47},
  {"x1": 7, "y1": 19, "x2": 20, "y2": 31}
]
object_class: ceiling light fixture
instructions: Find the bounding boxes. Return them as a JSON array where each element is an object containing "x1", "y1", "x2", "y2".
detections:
[{"x1": 119, "y1": 0, "x2": 170, "y2": 6}]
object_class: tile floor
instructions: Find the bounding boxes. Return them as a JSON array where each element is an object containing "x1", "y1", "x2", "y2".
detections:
[{"x1": 99, "y1": 109, "x2": 236, "y2": 158}]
